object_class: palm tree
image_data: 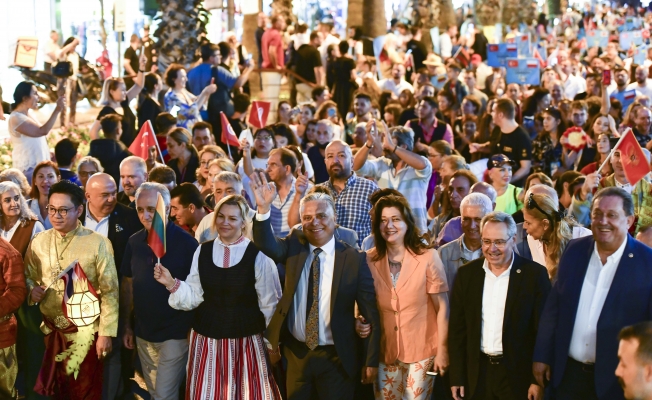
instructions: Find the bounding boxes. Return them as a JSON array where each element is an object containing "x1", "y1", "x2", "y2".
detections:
[
  {"x1": 413, "y1": 0, "x2": 457, "y2": 50},
  {"x1": 348, "y1": 0, "x2": 363, "y2": 29},
  {"x1": 363, "y1": 0, "x2": 387, "y2": 38},
  {"x1": 153, "y1": 0, "x2": 210, "y2": 71}
]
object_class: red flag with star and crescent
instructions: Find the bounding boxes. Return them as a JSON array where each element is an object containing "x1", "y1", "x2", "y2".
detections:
[
  {"x1": 614, "y1": 128, "x2": 651, "y2": 186},
  {"x1": 128, "y1": 120, "x2": 158, "y2": 160}
]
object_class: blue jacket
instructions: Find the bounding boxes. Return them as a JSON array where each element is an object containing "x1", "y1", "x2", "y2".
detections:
[{"x1": 533, "y1": 235, "x2": 652, "y2": 400}]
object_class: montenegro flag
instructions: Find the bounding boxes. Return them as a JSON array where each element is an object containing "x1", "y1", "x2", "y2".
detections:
[
  {"x1": 147, "y1": 192, "x2": 166, "y2": 259},
  {"x1": 614, "y1": 128, "x2": 651, "y2": 187}
]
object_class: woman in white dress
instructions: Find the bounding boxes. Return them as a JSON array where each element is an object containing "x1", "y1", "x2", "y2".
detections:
[
  {"x1": 154, "y1": 194, "x2": 282, "y2": 399},
  {"x1": 8, "y1": 82, "x2": 65, "y2": 182}
]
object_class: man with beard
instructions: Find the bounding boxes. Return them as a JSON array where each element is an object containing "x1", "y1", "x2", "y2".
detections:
[
  {"x1": 534, "y1": 187, "x2": 652, "y2": 400},
  {"x1": 627, "y1": 65, "x2": 652, "y2": 99},
  {"x1": 312, "y1": 140, "x2": 378, "y2": 246},
  {"x1": 345, "y1": 92, "x2": 374, "y2": 146},
  {"x1": 608, "y1": 67, "x2": 639, "y2": 96},
  {"x1": 398, "y1": 83, "x2": 436, "y2": 125},
  {"x1": 169, "y1": 183, "x2": 210, "y2": 236},
  {"x1": 571, "y1": 148, "x2": 652, "y2": 234},
  {"x1": 266, "y1": 148, "x2": 299, "y2": 238},
  {"x1": 353, "y1": 121, "x2": 432, "y2": 234},
  {"x1": 407, "y1": 96, "x2": 454, "y2": 152},
  {"x1": 632, "y1": 107, "x2": 652, "y2": 149},
  {"x1": 449, "y1": 211, "x2": 550, "y2": 400},
  {"x1": 307, "y1": 120, "x2": 335, "y2": 184},
  {"x1": 377, "y1": 63, "x2": 414, "y2": 97},
  {"x1": 117, "y1": 156, "x2": 148, "y2": 207},
  {"x1": 615, "y1": 322, "x2": 652, "y2": 400}
]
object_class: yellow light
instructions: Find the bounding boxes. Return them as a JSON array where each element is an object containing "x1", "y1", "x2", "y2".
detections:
[{"x1": 65, "y1": 292, "x2": 100, "y2": 327}]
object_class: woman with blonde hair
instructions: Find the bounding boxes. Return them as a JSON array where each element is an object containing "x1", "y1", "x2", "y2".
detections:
[
  {"x1": 520, "y1": 191, "x2": 591, "y2": 283},
  {"x1": 154, "y1": 194, "x2": 282, "y2": 399},
  {"x1": 194, "y1": 145, "x2": 226, "y2": 196},
  {"x1": 167, "y1": 128, "x2": 200, "y2": 185}
]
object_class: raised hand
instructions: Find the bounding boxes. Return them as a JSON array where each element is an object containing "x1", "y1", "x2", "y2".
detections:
[
  {"x1": 249, "y1": 171, "x2": 277, "y2": 214},
  {"x1": 55, "y1": 95, "x2": 67, "y2": 113},
  {"x1": 204, "y1": 78, "x2": 217, "y2": 95},
  {"x1": 295, "y1": 170, "x2": 310, "y2": 196},
  {"x1": 139, "y1": 51, "x2": 147, "y2": 72},
  {"x1": 364, "y1": 120, "x2": 377, "y2": 147},
  {"x1": 381, "y1": 122, "x2": 396, "y2": 151}
]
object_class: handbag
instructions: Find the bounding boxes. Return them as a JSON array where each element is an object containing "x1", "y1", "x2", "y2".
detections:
[{"x1": 52, "y1": 61, "x2": 73, "y2": 78}]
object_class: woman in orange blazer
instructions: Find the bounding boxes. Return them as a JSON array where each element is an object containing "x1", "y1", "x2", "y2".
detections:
[{"x1": 359, "y1": 194, "x2": 450, "y2": 400}]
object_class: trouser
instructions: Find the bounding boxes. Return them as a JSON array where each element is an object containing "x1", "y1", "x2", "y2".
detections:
[
  {"x1": 555, "y1": 358, "x2": 599, "y2": 400},
  {"x1": 260, "y1": 71, "x2": 282, "y2": 123},
  {"x1": 101, "y1": 336, "x2": 123, "y2": 400},
  {"x1": 57, "y1": 78, "x2": 78, "y2": 127},
  {"x1": 0, "y1": 344, "x2": 18, "y2": 399},
  {"x1": 136, "y1": 336, "x2": 188, "y2": 400},
  {"x1": 295, "y1": 83, "x2": 314, "y2": 104},
  {"x1": 283, "y1": 335, "x2": 355, "y2": 400},
  {"x1": 16, "y1": 301, "x2": 47, "y2": 400},
  {"x1": 470, "y1": 353, "x2": 517, "y2": 400},
  {"x1": 374, "y1": 358, "x2": 435, "y2": 400}
]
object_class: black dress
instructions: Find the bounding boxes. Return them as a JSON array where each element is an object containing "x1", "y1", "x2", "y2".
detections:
[
  {"x1": 138, "y1": 96, "x2": 162, "y2": 131},
  {"x1": 97, "y1": 100, "x2": 137, "y2": 147},
  {"x1": 167, "y1": 153, "x2": 200, "y2": 185},
  {"x1": 332, "y1": 57, "x2": 357, "y2": 119}
]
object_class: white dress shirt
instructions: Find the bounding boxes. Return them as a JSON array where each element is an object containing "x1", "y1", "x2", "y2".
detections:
[
  {"x1": 168, "y1": 235, "x2": 282, "y2": 328},
  {"x1": 481, "y1": 255, "x2": 514, "y2": 355},
  {"x1": 569, "y1": 238, "x2": 627, "y2": 363},
  {"x1": 84, "y1": 207, "x2": 110, "y2": 237},
  {"x1": 0, "y1": 219, "x2": 44, "y2": 242}
]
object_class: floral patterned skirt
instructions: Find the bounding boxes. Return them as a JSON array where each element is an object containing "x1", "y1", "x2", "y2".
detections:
[{"x1": 374, "y1": 357, "x2": 435, "y2": 400}]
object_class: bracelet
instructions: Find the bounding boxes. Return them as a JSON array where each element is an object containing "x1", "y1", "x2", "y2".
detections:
[
  {"x1": 392, "y1": 145, "x2": 398, "y2": 154},
  {"x1": 138, "y1": 69, "x2": 146, "y2": 73},
  {"x1": 365, "y1": 143, "x2": 373, "y2": 149},
  {"x1": 166, "y1": 278, "x2": 180, "y2": 293}
]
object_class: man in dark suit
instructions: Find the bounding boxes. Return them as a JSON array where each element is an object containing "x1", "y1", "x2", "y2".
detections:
[
  {"x1": 533, "y1": 187, "x2": 652, "y2": 400},
  {"x1": 250, "y1": 172, "x2": 380, "y2": 399},
  {"x1": 81, "y1": 173, "x2": 142, "y2": 400},
  {"x1": 449, "y1": 211, "x2": 550, "y2": 400}
]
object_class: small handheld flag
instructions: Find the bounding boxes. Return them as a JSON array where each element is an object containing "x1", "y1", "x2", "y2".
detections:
[
  {"x1": 248, "y1": 101, "x2": 270, "y2": 129},
  {"x1": 598, "y1": 128, "x2": 651, "y2": 186},
  {"x1": 147, "y1": 192, "x2": 167, "y2": 263},
  {"x1": 128, "y1": 120, "x2": 162, "y2": 162},
  {"x1": 220, "y1": 112, "x2": 241, "y2": 159}
]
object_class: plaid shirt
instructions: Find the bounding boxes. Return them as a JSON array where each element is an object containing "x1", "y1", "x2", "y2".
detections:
[
  {"x1": 318, "y1": 174, "x2": 378, "y2": 246},
  {"x1": 356, "y1": 156, "x2": 432, "y2": 234}
]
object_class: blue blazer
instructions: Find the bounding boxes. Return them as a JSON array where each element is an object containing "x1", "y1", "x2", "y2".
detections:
[{"x1": 533, "y1": 235, "x2": 652, "y2": 400}]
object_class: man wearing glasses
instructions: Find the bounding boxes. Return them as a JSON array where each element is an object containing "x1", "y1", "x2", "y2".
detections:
[
  {"x1": 25, "y1": 180, "x2": 119, "y2": 398},
  {"x1": 449, "y1": 211, "x2": 551, "y2": 400}
]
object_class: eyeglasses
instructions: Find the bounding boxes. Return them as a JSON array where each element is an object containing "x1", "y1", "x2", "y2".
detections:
[
  {"x1": 47, "y1": 206, "x2": 73, "y2": 217},
  {"x1": 481, "y1": 239, "x2": 510, "y2": 248},
  {"x1": 255, "y1": 135, "x2": 272, "y2": 141},
  {"x1": 526, "y1": 193, "x2": 554, "y2": 222}
]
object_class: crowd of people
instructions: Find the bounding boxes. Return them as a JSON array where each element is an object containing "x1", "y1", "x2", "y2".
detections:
[{"x1": 2, "y1": 3, "x2": 652, "y2": 400}]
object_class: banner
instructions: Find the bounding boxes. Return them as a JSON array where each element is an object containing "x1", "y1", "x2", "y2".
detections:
[
  {"x1": 506, "y1": 34, "x2": 531, "y2": 57},
  {"x1": 486, "y1": 43, "x2": 518, "y2": 67},
  {"x1": 586, "y1": 29, "x2": 609, "y2": 48},
  {"x1": 432, "y1": 73, "x2": 448, "y2": 90},
  {"x1": 619, "y1": 31, "x2": 643, "y2": 51},
  {"x1": 633, "y1": 44, "x2": 647, "y2": 66},
  {"x1": 505, "y1": 58, "x2": 540, "y2": 85}
]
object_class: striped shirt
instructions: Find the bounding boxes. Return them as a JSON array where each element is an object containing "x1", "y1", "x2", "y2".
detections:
[
  {"x1": 356, "y1": 156, "x2": 432, "y2": 234},
  {"x1": 270, "y1": 177, "x2": 297, "y2": 238},
  {"x1": 318, "y1": 174, "x2": 378, "y2": 246}
]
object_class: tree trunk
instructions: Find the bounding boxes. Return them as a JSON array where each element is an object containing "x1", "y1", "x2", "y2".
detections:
[
  {"x1": 348, "y1": 0, "x2": 363, "y2": 30},
  {"x1": 475, "y1": 0, "x2": 502, "y2": 27},
  {"x1": 99, "y1": 0, "x2": 107, "y2": 51},
  {"x1": 227, "y1": 0, "x2": 235, "y2": 31},
  {"x1": 412, "y1": 0, "x2": 457, "y2": 50},
  {"x1": 363, "y1": 0, "x2": 387, "y2": 38},
  {"x1": 242, "y1": 12, "x2": 259, "y2": 97}
]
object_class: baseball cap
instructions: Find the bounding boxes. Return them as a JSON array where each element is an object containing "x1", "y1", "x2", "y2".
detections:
[{"x1": 486, "y1": 154, "x2": 516, "y2": 170}]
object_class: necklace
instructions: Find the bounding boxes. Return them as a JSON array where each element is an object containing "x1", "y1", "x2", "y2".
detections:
[{"x1": 49, "y1": 230, "x2": 77, "y2": 290}]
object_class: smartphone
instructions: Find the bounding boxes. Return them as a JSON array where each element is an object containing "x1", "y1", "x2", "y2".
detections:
[
  {"x1": 426, "y1": 371, "x2": 439, "y2": 376},
  {"x1": 603, "y1": 70, "x2": 612, "y2": 85},
  {"x1": 327, "y1": 108, "x2": 336, "y2": 118}
]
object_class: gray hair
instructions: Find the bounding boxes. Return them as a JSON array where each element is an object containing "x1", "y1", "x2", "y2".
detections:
[
  {"x1": 213, "y1": 171, "x2": 243, "y2": 191},
  {"x1": 481, "y1": 211, "x2": 517, "y2": 239},
  {"x1": 120, "y1": 156, "x2": 148, "y2": 177},
  {"x1": 592, "y1": 187, "x2": 635, "y2": 217},
  {"x1": 461, "y1": 193, "x2": 493, "y2": 216},
  {"x1": 0, "y1": 168, "x2": 31, "y2": 197},
  {"x1": 135, "y1": 182, "x2": 171, "y2": 208},
  {"x1": 470, "y1": 182, "x2": 497, "y2": 203},
  {"x1": 299, "y1": 192, "x2": 336, "y2": 218},
  {"x1": 77, "y1": 156, "x2": 104, "y2": 175},
  {"x1": 0, "y1": 181, "x2": 37, "y2": 223},
  {"x1": 527, "y1": 184, "x2": 559, "y2": 204},
  {"x1": 317, "y1": 119, "x2": 334, "y2": 135},
  {"x1": 390, "y1": 126, "x2": 415, "y2": 151}
]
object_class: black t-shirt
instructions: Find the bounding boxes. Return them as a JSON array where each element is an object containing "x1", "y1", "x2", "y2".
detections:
[
  {"x1": 97, "y1": 100, "x2": 137, "y2": 147},
  {"x1": 124, "y1": 47, "x2": 139, "y2": 76},
  {"x1": 295, "y1": 44, "x2": 322, "y2": 84},
  {"x1": 490, "y1": 125, "x2": 532, "y2": 185},
  {"x1": 406, "y1": 39, "x2": 428, "y2": 71}
]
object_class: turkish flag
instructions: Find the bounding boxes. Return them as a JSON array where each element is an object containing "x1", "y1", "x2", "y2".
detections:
[
  {"x1": 128, "y1": 120, "x2": 157, "y2": 160},
  {"x1": 615, "y1": 128, "x2": 650, "y2": 186},
  {"x1": 248, "y1": 101, "x2": 270, "y2": 129},
  {"x1": 220, "y1": 112, "x2": 241, "y2": 148}
]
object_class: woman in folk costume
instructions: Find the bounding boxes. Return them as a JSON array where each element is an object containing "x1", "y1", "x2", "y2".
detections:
[
  {"x1": 0, "y1": 181, "x2": 46, "y2": 400},
  {"x1": 154, "y1": 194, "x2": 282, "y2": 399}
]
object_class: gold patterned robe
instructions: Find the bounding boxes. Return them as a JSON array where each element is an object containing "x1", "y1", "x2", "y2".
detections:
[{"x1": 24, "y1": 222, "x2": 119, "y2": 339}]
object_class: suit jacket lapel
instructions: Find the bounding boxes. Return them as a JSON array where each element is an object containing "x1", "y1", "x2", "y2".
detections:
[
  {"x1": 395, "y1": 251, "x2": 419, "y2": 292},
  {"x1": 330, "y1": 240, "x2": 347, "y2": 315},
  {"x1": 371, "y1": 255, "x2": 393, "y2": 291},
  {"x1": 599, "y1": 236, "x2": 635, "y2": 326},
  {"x1": 504, "y1": 253, "x2": 525, "y2": 327},
  {"x1": 470, "y1": 260, "x2": 485, "y2": 337},
  {"x1": 108, "y1": 210, "x2": 117, "y2": 243}
]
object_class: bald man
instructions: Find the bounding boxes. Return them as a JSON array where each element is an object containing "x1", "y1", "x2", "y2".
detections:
[{"x1": 82, "y1": 173, "x2": 142, "y2": 399}]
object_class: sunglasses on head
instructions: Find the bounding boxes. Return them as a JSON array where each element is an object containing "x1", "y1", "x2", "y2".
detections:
[{"x1": 526, "y1": 193, "x2": 555, "y2": 222}]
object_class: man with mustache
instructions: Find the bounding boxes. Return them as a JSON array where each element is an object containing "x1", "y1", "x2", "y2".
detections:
[
  {"x1": 534, "y1": 187, "x2": 652, "y2": 400},
  {"x1": 117, "y1": 156, "x2": 148, "y2": 208},
  {"x1": 306, "y1": 119, "x2": 335, "y2": 184},
  {"x1": 615, "y1": 322, "x2": 652, "y2": 400},
  {"x1": 449, "y1": 211, "x2": 550, "y2": 400}
]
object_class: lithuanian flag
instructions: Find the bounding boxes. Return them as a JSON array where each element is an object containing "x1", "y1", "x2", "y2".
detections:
[{"x1": 147, "y1": 192, "x2": 166, "y2": 259}]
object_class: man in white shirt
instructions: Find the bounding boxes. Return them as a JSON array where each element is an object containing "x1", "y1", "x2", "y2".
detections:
[
  {"x1": 534, "y1": 187, "x2": 652, "y2": 400},
  {"x1": 449, "y1": 211, "x2": 550, "y2": 400},
  {"x1": 377, "y1": 63, "x2": 414, "y2": 97},
  {"x1": 439, "y1": 24, "x2": 458, "y2": 59},
  {"x1": 44, "y1": 30, "x2": 60, "y2": 72},
  {"x1": 250, "y1": 179, "x2": 381, "y2": 400},
  {"x1": 627, "y1": 65, "x2": 652, "y2": 100},
  {"x1": 559, "y1": 59, "x2": 586, "y2": 99}
]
